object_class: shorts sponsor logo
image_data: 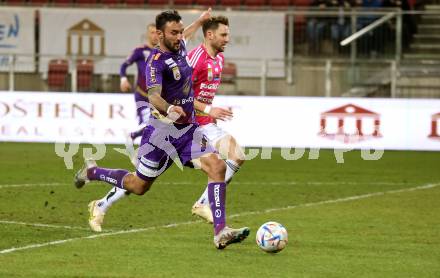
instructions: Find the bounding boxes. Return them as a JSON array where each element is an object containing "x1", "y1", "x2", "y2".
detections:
[{"x1": 215, "y1": 209, "x2": 221, "y2": 218}]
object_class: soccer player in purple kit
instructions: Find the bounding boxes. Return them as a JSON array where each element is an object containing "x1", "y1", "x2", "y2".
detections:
[
  {"x1": 87, "y1": 10, "x2": 210, "y2": 233},
  {"x1": 74, "y1": 10, "x2": 249, "y2": 249},
  {"x1": 86, "y1": 23, "x2": 159, "y2": 233}
]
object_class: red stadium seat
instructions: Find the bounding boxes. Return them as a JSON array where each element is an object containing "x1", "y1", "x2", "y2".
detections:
[
  {"x1": 219, "y1": 0, "x2": 241, "y2": 6},
  {"x1": 101, "y1": 0, "x2": 120, "y2": 5},
  {"x1": 243, "y1": 0, "x2": 266, "y2": 6},
  {"x1": 195, "y1": 0, "x2": 217, "y2": 6},
  {"x1": 52, "y1": 0, "x2": 74, "y2": 5},
  {"x1": 269, "y1": 0, "x2": 290, "y2": 7},
  {"x1": 76, "y1": 59, "x2": 94, "y2": 92},
  {"x1": 292, "y1": 0, "x2": 311, "y2": 6},
  {"x1": 28, "y1": 0, "x2": 51, "y2": 5},
  {"x1": 3, "y1": 0, "x2": 26, "y2": 5},
  {"x1": 48, "y1": 59, "x2": 69, "y2": 91},
  {"x1": 222, "y1": 62, "x2": 237, "y2": 83},
  {"x1": 76, "y1": 0, "x2": 98, "y2": 5},
  {"x1": 125, "y1": 0, "x2": 145, "y2": 6},
  {"x1": 147, "y1": 0, "x2": 168, "y2": 5},
  {"x1": 174, "y1": 0, "x2": 194, "y2": 5}
]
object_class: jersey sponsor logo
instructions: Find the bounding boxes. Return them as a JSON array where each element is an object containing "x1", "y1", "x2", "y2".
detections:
[
  {"x1": 173, "y1": 96, "x2": 194, "y2": 105},
  {"x1": 165, "y1": 58, "x2": 174, "y2": 65},
  {"x1": 196, "y1": 96, "x2": 213, "y2": 104},
  {"x1": 165, "y1": 58, "x2": 178, "y2": 69},
  {"x1": 150, "y1": 67, "x2": 157, "y2": 83},
  {"x1": 198, "y1": 91, "x2": 215, "y2": 98},
  {"x1": 200, "y1": 83, "x2": 219, "y2": 90}
]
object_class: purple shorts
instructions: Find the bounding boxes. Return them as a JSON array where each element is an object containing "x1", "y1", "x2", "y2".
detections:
[{"x1": 135, "y1": 120, "x2": 216, "y2": 180}]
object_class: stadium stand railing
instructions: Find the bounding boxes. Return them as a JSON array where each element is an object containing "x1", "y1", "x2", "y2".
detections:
[{"x1": 1, "y1": 7, "x2": 439, "y2": 98}]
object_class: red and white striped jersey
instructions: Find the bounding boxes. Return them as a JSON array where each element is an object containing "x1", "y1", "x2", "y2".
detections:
[{"x1": 187, "y1": 44, "x2": 224, "y2": 125}]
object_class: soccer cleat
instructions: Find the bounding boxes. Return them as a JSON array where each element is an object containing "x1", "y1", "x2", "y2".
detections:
[
  {"x1": 213, "y1": 226, "x2": 250, "y2": 249},
  {"x1": 88, "y1": 200, "x2": 105, "y2": 232},
  {"x1": 74, "y1": 159, "x2": 97, "y2": 189},
  {"x1": 191, "y1": 202, "x2": 213, "y2": 224}
]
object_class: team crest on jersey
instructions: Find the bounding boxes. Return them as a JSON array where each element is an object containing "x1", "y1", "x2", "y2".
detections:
[
  {"x1": 153, "y1": 53, "x2": 161, "y2": 60},
  {"x1": 172, "y1": 66, "x2": 181, "y2": 80},
  {"x1": 207, "y1": 64, "x2": 213, "y2": 81}
]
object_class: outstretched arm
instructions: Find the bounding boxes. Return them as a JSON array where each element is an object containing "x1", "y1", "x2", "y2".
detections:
[
  {"x1": 183, "y1": 8, "x2": 212, "y2": 41},
  {"x1": 194, "y1": 99, "x2": 233, "y2": 121}
]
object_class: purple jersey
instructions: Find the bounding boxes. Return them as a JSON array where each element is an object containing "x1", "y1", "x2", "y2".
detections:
[
  {"x1": 146, "y1": 40, "x2": 195, "y2": 124},
  {"x1": 120, "y1": 45, "x2": 153, "y2": 94}
]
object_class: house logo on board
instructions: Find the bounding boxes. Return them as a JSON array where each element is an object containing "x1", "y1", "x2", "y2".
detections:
[
  {"x1": 66, "y1": 19, "x2": 105, "y2": 56},
  {"x1": 318, "y1": 103, "x2": 382, "y2": 143},
  {"x1": 428, "y1": 112, "x2": 440, "y2": 140}
]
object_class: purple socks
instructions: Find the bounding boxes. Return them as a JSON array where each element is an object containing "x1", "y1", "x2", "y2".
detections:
[
  {"x1": 208, "y1": 182, "x2": 226, "y2": 235},
  {"x1": 87, "y1": 167, "x2": 129, "y2": 189}
]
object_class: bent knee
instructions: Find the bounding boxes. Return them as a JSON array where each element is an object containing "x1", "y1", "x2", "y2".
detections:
[
  {"x1": 131, "y1": 185, "x2": 150, "y2": 195},
  {"x1": 125, "y1": 174, "x2": 152, "y2": 195}
]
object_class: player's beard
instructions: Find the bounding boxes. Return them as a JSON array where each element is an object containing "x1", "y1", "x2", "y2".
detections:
[
  {"x1": 163, "y1": 37, "x2": 180, "y2": 53},
  {"x1": 215, "y1": 43, "x2": 226, "y2": 53}
]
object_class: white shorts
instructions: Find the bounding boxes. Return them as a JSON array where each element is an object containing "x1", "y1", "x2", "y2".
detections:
[{"x1": 200, "y1": 123, "x2": 229, "y2": 145}]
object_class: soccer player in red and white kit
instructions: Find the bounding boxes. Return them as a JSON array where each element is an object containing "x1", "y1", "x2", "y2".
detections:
[{"x1": 188, "y1": 15, "x2": 245, "y2": 223}]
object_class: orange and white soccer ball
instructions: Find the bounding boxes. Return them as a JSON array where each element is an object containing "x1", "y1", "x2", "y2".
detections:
[{"x1": 256, "y1": 221, "x2": 288, "y2": 253}]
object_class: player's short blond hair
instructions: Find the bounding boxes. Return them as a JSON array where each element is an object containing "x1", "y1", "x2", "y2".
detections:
[{"x1": 147, "y1": 23, "x2": 156, "y2": 30}]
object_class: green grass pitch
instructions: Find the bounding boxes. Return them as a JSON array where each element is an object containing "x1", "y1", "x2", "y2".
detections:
[{"x1": 0, "y1": 142, "x2": 439, "y2": 277}]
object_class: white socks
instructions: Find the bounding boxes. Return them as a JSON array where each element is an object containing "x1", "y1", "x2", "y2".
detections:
[
  {"x1": 96, "y1": 187, "x2": 129, "y2": 213},
  {"x1": 196, "y1": 159, "x2": 241, "y2": 205}
]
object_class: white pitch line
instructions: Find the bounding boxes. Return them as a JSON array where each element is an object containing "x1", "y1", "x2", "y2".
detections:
[
  {"x1": 0, "y1": 220, "x2": 202, "y2": 255},
  {"x1": 1, "y1": 182, "x2": 438, "y2": 255},
  {"x1": 229, "y1": 182, "x2": 440, "y2": 218},
  {"x1": 0, "y1": 183, "x2": 66, "y2": 189},
  {"x1": 0, "y1": 220, "x2": 91, "y2": 231}
]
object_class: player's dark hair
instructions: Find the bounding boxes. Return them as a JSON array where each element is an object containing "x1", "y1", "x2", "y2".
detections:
[
  {"x1": 156, "y1": 10, "x2": 182, "y2": 31},
  {"x1": 202, "y1": 16, "x2": 229, "y2": 36}
]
